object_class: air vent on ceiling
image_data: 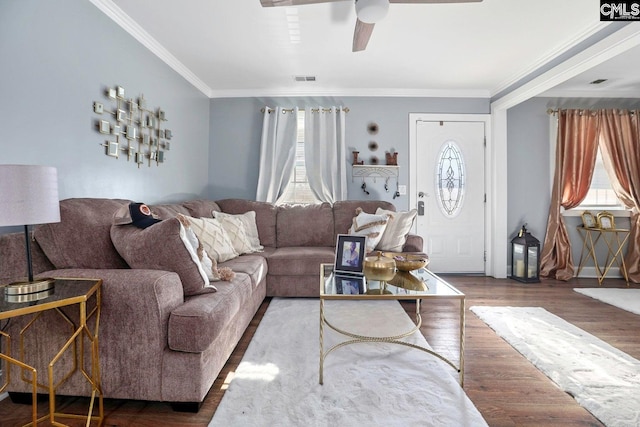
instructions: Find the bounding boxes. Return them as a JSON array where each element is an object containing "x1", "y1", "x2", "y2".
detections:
[
  {"x1": 590, "y1": 78, "x2": 608, "y2": 85},
  {"x1": 294, "y1": 76, "x2": 316, "y2": 82}
]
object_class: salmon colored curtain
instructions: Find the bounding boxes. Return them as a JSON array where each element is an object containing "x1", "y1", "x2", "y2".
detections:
[
  {"x1": 540, "y1": 110, "x2": 599, "y2": 280},
  {"x1": 598, "y1": 110, "x2": 640, "y2": 283}
]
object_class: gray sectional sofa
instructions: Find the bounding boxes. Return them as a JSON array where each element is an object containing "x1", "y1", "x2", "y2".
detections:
[{"x1": 0, "y1": 198, "x2": 422, "y2": 410}]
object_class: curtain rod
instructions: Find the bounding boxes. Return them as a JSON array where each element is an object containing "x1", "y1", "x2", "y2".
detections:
[
  {"x1": 547, "y1": 108, "x2": 636, "y2": 115},
  {"x1": 260, "y1": 107, "x2": 349, "y2": 114}
]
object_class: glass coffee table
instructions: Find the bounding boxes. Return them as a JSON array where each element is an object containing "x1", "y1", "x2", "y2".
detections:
[{"x1": 319, "y1": 264, "x2": 465, "y2": 386}]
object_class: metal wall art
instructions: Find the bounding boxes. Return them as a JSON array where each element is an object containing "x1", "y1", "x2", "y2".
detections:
[{"x1": 93, "y1": 85, "x2": 173, "y2": 168}]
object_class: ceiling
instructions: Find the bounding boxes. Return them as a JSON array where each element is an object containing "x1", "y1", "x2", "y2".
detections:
[{"x1": 100, "y1": 0, "x2": 637, "y2": 99}]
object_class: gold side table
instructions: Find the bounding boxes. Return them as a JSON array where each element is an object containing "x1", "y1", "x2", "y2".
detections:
[
  {"x1": 0, "y1": 278, "x2": 103, "y2": 426},
  {"x1": 576, "y1": 226, "x2": 630, "y2": 286}
]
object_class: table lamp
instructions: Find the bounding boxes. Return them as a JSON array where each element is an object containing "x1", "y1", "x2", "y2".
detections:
[{"x1": 0, "y1": 165, "x2": 60, "y2": 295}]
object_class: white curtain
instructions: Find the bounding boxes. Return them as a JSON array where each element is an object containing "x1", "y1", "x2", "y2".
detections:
[
  {"x1": 304, "y1": 106, "x2": 347, "y2": 203},
  {"x1": 256, "y1": 107, "x2": 298, "y2": 202}
]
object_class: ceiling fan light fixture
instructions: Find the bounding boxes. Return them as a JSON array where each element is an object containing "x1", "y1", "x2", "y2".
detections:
[{"x1": 355, "y1": 0, "x2": 389, "y2": 24}]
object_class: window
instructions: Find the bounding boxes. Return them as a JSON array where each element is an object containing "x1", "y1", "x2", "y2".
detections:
[
  {"x1": 549, "y1": 117, "x2": 624, "y2": 212},
  {"x1": 278, "y1": 110, "x2": 319, "y2": 205},
  {"x1": 577, "y1": 146, "x2": 623, "y2": 209}
]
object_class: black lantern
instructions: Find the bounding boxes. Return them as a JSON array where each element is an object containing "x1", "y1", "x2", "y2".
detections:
[{"x1": 510, "y1": 224, "x2": 540, "y2": 283}]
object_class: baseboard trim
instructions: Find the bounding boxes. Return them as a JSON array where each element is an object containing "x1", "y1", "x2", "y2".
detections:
[{"x1": 575, "y1": 266, "x2": 623, "y2": 279}]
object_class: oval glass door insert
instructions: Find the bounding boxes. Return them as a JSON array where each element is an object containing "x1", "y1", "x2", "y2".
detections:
[{"x1": 435, "y1": 141, "x2": 465, "y2": 218}]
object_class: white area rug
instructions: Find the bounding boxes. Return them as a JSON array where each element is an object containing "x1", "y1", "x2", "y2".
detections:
[
  {"x1": 471, "y1": 306, "x2": 640, "y2": 427},
  {"x1": 210, "y1": 298, "x2": 487, "y2": 427},
  {"x1": 574, "y1": 288, "x2": 640, "y2": 316}
]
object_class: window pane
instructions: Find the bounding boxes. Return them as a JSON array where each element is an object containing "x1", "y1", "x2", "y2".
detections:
[
  {"x1": 278, "y1": 110, "x2": 319, "y2": 205},
  {"x1": 578, "y1": 148, "x2": 622, "y2": 208}
]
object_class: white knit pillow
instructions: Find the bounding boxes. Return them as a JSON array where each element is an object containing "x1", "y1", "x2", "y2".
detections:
[
  {"x1": 213, "y1": 211, "x2": 263, "y2": 253},
  {"x1": 178, "y1": 214, "x2": 238, "y2": 262},
  {"x1": 375, "y1": 208, "x2": 417, "y2": 252},
  {"x1": 348, "y1": 208, "x2": 390, "y2": 253},
  {"x1": 177, "y1": 216, "x2": 221, "y2": 282}
]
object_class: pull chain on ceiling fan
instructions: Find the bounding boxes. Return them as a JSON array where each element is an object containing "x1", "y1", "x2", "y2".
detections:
[{"x1": 260, "y1": 0, "x2": 483, "y2": 52}]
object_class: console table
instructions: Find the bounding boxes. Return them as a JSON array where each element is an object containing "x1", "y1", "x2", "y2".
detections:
[
  {"x1": 0, "y1": 278, "x2": 103, "y2": 426},
  {"x1": 576, "y1": 226, "x2": 630, "y2": 286}
]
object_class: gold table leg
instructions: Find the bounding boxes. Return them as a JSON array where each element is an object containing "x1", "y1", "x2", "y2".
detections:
[{"x1": 319, "y1": 299, "x2": 463, "y2": 386}]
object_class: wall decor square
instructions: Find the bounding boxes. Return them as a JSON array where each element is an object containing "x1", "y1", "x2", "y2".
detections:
[{"x1": 94, "y1": 85, "x2": 174, "y2": 168}]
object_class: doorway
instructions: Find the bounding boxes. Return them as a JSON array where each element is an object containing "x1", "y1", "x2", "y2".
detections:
[{"x1": 409, "y1": 114, "x2": 491, "y2": 274}]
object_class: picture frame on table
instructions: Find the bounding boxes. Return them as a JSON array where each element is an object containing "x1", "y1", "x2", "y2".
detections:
[
  {"x1": 334, "y1": 234, "x2": 366, "y2": 275},
  {"x1": 597, "y1": 211, "x2": 615, "y2": 229},
  {"x1": 581, "y1": 211, "x2": 597, "y2": 228}
]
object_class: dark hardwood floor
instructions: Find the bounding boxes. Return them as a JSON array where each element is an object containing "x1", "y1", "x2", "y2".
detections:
[{"x1": 1, "y1": 276, "x2": 638, "y2": 426}]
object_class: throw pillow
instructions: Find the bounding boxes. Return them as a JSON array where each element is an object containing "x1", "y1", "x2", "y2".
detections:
[
  {"x1": 375, "y1": 208, "x2": 418, "y2": 252},
  {"x1": 177, "y1": 215, "x2": 221, "y2": 282},
  {"x1": 348, "y1": 208, "x2": 390, "y2": 253},
  {"x1": 212, "y1": 210, "x2": 263, "y2": 252},
  {"x1": 177, "y1": 214, "x2": 238, "y2": 262},
  {"x1": 110, "y1": 217, "x2": 217, "y2": 296}
]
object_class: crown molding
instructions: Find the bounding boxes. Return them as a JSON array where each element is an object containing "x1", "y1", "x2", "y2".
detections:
[
  {"x1": 209, "y1": 87, "x2": 491, "y2": 99},
  {"x1": 89, "y1": 0, "x2": 213, "y2": 97},
  {"x1": 492, "y1": 23, "x2": 640, "y2": 111},
  {"x1": 490, "y1": 22, "x2": 612, "y2": 97}
]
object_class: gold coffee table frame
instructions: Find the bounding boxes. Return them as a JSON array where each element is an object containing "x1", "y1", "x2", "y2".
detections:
[
  {"x1": 319, "y1": 264, "x2": 465, "y2": 386},
  {"x1": 0, "y1": 278, "x2": 103, "y2": 426}
]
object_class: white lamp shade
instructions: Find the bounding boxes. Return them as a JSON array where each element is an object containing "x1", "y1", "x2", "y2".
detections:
[
  {"x1": 0, "y1": 165, "x2": 60, "y2": 227},
  {"x1": 355, "y1": 0, "x2": 389, "y2": 23}
]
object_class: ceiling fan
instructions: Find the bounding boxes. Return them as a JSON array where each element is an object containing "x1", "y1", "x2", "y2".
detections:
[{"x1": 260, "y1": 0, "x2": 483, "y2": 52}]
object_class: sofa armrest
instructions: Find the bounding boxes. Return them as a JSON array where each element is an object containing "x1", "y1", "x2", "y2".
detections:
[
  {"x1": 403, "y1": 234, "x2": 424, "y2": 253},
  {"x1": 39, "y1": 268, "x2": 184, "y2": 400}
]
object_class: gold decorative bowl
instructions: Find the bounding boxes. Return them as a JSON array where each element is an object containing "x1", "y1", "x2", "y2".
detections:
[
  {"x1": 382, "y1": 252, "x2": 429, "y2": 272},
  {"x1": 363, "y1": 252, "x2": 396, "y2": 282}
]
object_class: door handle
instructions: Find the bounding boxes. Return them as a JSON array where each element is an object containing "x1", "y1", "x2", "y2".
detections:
[{"x1": 417, "y1": 201, "x2": 425, "y2": 216}]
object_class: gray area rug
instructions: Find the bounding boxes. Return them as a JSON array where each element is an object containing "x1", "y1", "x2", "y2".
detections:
[
  {"x1": 471, "y1": 306, "x2": 640, "y2": 427},
  {"x1": 210, "y1": 298, "x2": 487, "y2": 426},
  {"x1": 574, "y1": 288, "x2": 640, "y2": 315}
]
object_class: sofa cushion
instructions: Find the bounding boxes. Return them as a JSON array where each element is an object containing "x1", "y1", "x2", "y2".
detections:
[
  {"x1": 177, "y1": 215, "x2": 238, "y2": 263},
  {"x1": 168, "y1": 272, "x2": 253, "y2": 353},
  {"x1": 147, "y1": 203, "x2": 191, "y2": 219},
  {"x1": 34, "y1": 198, "x2": 130, "y2": 269},
  {"x1": 110, "y1": 218, "x2": 217, "y2": 296},
  {"x1": 213, "y1": 211, "x2": 263, "y2": 254},
  {"x1": 375, "y1": 208, "x2": 418, "y2": 252},
  {"x1": 348, "y1": 209, "x2": 390, "y2": 253},
  {"x1": 333, "y1": 200, "x2": 396, "y2": 239},
  {"x1": 219, "y1": 254, "x2": 267, "y2": 289},
  {"x1": 181, "y1": 199, "x2": 222, "y2": 218},
  {"x1": 216, "y1": 199, "x2": 277, "y2": 248},
  {"x1": 276, "y1": 203, "x2": 334, "y2": 247},
  {"x1": 265, "y1": 246, "x2": 335, "y2": 276}
]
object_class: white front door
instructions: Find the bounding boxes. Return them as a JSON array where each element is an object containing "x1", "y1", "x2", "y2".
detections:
[{"x1": 414, "y1": 119, "x2": 486, "y2": 273}]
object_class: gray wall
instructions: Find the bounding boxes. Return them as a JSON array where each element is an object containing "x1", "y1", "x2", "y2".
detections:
[
  {"x1": 506, "y1": 98, "x2": 551, "y2": 244},
  {"x1": 209, "y1": 96, "x2": 490, "y2": 210},
  {"x1": 0, "y1": 0, "x2": 210, "y2": 205}
]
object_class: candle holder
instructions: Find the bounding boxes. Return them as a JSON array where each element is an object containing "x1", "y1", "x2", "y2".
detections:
[{"x1": 510, "y1": 224, "x2": 540, "y2": 283}]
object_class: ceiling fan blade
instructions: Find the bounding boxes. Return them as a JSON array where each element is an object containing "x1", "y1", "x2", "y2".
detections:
[
  {"x1": 260, "y1": 0, "x2": 346, "y2": 7},
  {"x1": 353, "y1": 19, "x2": 375, "y2": 52},
  {"x1": 389, "y1": 0, "x2": 482, "y2": 3}
]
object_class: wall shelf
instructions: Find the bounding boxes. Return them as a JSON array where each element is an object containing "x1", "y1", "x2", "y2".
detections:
[{"x1": 352, "y1": 165, "x2": 399, "y2": 182}]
